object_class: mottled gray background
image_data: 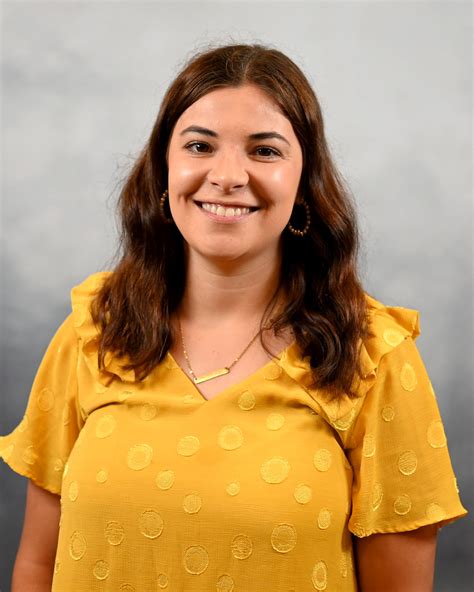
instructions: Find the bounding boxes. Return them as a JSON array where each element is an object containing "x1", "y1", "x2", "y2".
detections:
[{"x1": 0, "y1": 1, "x2": 472, "y2": 590}]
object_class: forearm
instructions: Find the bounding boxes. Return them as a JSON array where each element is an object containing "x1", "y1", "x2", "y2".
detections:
[
  {"x1": 12, "y1": 558, "x2": 54, "y2": 592},
  {"x1": 11, "y1": 481, "x2": 60, "y2": 592},
  {"x1": 355, "y1": 526, "x2": 438, "y2": 592}
]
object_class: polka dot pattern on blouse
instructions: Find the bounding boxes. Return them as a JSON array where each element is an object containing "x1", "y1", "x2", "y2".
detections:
[{"x1": 0, "y1": 273, "x2": 467, "y2": 591}]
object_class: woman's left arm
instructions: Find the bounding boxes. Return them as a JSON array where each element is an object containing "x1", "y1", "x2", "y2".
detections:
[{"x1": 355, "y1": 525, "x2": 438, "y2": 592}]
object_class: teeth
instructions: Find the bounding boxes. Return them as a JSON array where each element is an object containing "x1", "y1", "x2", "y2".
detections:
[
  {"x1": 201, "y1": 203, "x2": 217, "y2": 214},
  {"x1": 201, "y1": 202, "x2": 251, "y2": 217}
]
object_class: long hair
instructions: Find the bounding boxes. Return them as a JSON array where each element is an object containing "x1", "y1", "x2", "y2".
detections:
[{"x1": 91, "y1": 43, "x2": 368, "y2": 399}]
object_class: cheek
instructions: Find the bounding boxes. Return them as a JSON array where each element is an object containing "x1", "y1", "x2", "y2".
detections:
[
  {"x1": 261, "y1": 170, "x2": 300, "y2": 214},
  {"x1": 168, "y1": 157, "x2": 204, "y2": 197},
  {"x1": 167, "y1": 138, "x2": 197, "y2": 188},
  {"x1": 265, "y1": 163, "x2": 301, "y2": 190},
  {"x1": 171, "y1": 169, "x2": 197, "y2": 192}
]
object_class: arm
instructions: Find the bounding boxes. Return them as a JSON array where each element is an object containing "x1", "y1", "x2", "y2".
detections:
[
  {"x1": 12, "y1": 480, "x2": 61, "y2": 592},
  {"x1": 355, "y1": 525, "x2": 438, "y2": 592}
]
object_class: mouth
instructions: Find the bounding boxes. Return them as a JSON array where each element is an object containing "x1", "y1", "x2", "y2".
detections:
[{"x1": 194, "y1": 201, "x2": 260, "y2": 219}]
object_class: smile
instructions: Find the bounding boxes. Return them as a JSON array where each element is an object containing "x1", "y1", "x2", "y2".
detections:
[{"x1": 195, "y1": 201, "x2": 259, "y2": 221}]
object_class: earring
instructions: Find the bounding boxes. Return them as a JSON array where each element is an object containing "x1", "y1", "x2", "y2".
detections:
[
  {"x1": 159, "y1": 189, "x2": 173, "y2": 223},
  {"x1": 287, "y1": 198, "x2": 311, "y2": 237}
]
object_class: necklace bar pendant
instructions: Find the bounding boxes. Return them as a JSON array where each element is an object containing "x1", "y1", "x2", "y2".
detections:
[{"x1": 194, "y1": 367, "x2": 230, "y2": 384}]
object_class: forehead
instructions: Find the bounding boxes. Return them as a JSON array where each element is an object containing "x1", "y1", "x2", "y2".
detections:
[{"x1": 174, "y1": 84, "x2": 294, "y2": 134}]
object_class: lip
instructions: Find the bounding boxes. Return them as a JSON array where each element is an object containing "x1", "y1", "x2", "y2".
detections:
[{"x1": 194, "y1": 200, "x2": 260, "y2": 210}]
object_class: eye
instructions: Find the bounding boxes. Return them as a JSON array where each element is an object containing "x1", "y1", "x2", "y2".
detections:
[
  {"x1": 254, "y1": 146, "x2": 281, "y2": 158},
  {"x1": 184, "y1": 141, "x2": 212, "y2": 154}
]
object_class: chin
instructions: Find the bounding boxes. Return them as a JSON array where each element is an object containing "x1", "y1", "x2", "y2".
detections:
[
  {"x1": 188, "y1": 240, "x2": 251, "y2": 265},
  {"x1": 201, "y1": 249, "x2": 248, "y2": 264},
  {"x1": 185, "y1": 236, "x2": 277, "y2": 267}
]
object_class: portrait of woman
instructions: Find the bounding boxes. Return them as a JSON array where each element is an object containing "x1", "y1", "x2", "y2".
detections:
[
  {"x1": 0, "y1": 7, "x2": 470, "y2": 592},
  {"x1": 1, "y1": 40, "x2": 465, "y2": 591}
]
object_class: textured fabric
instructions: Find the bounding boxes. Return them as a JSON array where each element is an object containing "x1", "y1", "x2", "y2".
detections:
[{"x1": 0, "y1": 272, "x2": 467, "y2": 591}]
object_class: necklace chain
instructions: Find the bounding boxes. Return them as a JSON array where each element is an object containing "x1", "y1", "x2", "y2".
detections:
[{"x1": 178, "y1": 320, "x2": 262, "y2": 384}]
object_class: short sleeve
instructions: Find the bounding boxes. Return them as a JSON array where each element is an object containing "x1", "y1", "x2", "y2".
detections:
[
  {"x1": 346, "y1": 335, "x2": 468, "y2": 537},
  {"x1": 0, "y1": 314, "x2": 83, "y2": 495}
]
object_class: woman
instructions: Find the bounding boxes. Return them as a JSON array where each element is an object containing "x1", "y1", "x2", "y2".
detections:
[{"x1": 1, "y1": 43, "x2": 467, "y2": 591}]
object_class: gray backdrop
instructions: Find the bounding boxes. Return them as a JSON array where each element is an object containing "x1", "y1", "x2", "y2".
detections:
[{"x1": 0, "y1": 1, "x2": 472, "y2": 590}]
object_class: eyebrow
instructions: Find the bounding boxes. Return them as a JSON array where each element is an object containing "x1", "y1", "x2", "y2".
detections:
[{"x1": 180, "y1": 125, "x2": 290, "y2": 146}]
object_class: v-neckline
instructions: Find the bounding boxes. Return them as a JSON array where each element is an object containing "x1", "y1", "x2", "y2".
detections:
[{"x1": 166, "y1": 340, "x2": 297, "y2": 403}]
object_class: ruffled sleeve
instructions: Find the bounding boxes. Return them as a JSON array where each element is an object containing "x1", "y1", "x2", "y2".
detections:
[
  {"x1": 279, "y1": 293, "x2": 468, "y2": 536},
  {"x1": 0, "y1": 314, "x2": 83, "y2": 495},
  {"x1": 0, "y1": 271, "x2": 122, "y2": 495},
  {"x1": 344, "y1": 295, "x2": 467, "y2": 536}
]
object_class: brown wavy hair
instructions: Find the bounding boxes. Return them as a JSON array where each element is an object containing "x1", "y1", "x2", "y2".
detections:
[{"x1": 91, "y1": 43, "x2": 369, "y2": 399}]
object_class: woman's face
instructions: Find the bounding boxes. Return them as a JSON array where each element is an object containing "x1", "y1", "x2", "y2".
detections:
[{"x1": 166, "y1": 84, "x2": 303, "y2": 266}]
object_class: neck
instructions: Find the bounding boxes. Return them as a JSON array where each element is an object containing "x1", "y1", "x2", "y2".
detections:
[{"x1": 178, "y1": 249, "x2": 284, "y2": 326}]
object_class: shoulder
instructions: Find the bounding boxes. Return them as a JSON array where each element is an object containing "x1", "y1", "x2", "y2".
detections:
[
  {"x1": 68, "y1": 271, "x2": 134, "y2": 383},
  {"x1": 279, "y1": 292, "x2": 423, "y2": 430},
  {"x1": 35, "y1": 272, "x2": 112, "y2": 358},
  {"x1": 364, "y1": 292, "x2": 420, "y2": 358},
  {"x1": 69, "y1": 271, "x2": 112, "y2": 329},
  {"x1": 339, "y1": 293, "x2": 424, "y2": 434},
  {"x1": 70, "y1": 271, "x2": 112, "y2": 314},
  {"x1": 359, "y1": 292, "x2": 421, "y2": 389}
]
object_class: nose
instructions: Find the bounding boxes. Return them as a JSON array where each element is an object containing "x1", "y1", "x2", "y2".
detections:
[{"x1": 207, "y1": 149, "x2": 249, "y2": 192}]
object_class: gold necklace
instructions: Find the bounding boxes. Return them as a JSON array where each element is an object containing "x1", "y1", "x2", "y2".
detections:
[{"x1": 178, "y1": 320, "x2": 262, "y2": 384}]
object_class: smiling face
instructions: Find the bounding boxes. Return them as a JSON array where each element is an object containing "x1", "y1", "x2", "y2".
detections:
[{"x1": 166, "y1": 84, "x2": 304, "y2": 267}]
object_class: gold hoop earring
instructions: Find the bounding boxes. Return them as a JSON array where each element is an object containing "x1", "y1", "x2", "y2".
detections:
[
  {"x1": 287, "y1": 198, "x2": 311, "y2": 237},
  {"x1": 159, "y1": 190, "x2": 173, "y2": 223}
]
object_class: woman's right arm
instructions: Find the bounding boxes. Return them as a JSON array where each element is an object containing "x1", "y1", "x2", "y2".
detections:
[{"x1": 11, "y1": 480, "x2": 61, "y2": 592}]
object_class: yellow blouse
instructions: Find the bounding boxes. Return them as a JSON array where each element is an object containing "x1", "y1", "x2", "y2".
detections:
[{"x1": 0, "y1": 272, "x2": 467, "y2": 591}]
